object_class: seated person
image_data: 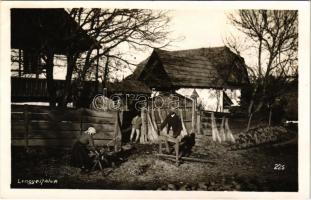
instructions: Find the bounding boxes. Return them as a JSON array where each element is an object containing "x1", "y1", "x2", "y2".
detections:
[{"x1": 71, "y1": 126, "x2": 98, "y2": 173}]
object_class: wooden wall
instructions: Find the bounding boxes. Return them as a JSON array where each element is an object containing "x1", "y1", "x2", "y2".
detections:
[{"x1": 11, "y1": 105, "x2": 122, "y2": 150}]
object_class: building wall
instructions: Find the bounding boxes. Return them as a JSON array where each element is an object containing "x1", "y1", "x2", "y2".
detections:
[{"x1": 176, "y1": 88, "x2": 241, "y2": 112}]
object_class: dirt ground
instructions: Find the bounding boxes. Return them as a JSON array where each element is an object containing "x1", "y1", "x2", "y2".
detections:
[{"x1": 11, "y1": 131, "x2": 298, "y2": 191}]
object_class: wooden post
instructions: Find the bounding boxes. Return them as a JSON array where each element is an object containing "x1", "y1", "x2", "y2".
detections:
[
  {"x1": 140, "y1": 108, "x2": 147, "y2": 144},
  {"x1": 196, "y1": 110, "x2": 201, "y2": 135},
  {"x1": 158, "y1": 108, "x2": 166, "y2": 135},
  {"x1": 220, "y1": 116, "x2": 226, "y2": 142},
  {"x1": 24, "y1": 104, "x2": 29, "y2": 151},
  {"x1": 175, "y1": 140, "x2": 179, "y2": 165},
  {"x1": 151, "y1": 108, "x2": 157, "y2": 132},
  {"x1": 225, "y1": 118, "x2": 235, "y2": 143},
  {"x1": 190, "y1": 89, "x2": 198, "y2": 133},
  {"x1": 179, "y1": 109, "x2": 188, "y2": 137},
  {"x1": 114, "y1": 111, "x2": 120, "y2": 152},
  {"x1": 191, "y1": 99, "x2": 197, "y2": 133},
  {"x1": 211, "y1": 112, "x2": 221, "y2": 143},
  {"x1": 119, "y1": 110, "x2": 124, "y2": 126}
]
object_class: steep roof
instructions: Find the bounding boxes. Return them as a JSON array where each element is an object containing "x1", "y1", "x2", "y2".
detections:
[
  {"x1": 129, "y1": 46, "x2": 249, "y2": 89},
  {"x1": 126, "y1": 58, "x2": 149, "y2": 80}
]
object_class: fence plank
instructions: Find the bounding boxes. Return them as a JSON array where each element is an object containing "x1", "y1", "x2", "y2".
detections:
[
  {"x1": 81, "y1": 123, "x2": 115, "y2": 132},
  {"x1": 82, "y1": 116, "x2": 115, "y2": 124},
  {"x1": 30, "y1": 121, "x2": 81, "y2": 131},
  {"x1": 11, "y1": 127, "x2": 27, "y2": 138},
  {"x1": 27, "y1": 130, "x2": 81, "y2": 139},
  {"x1": 82, "y1": 109, "x2": 116, "y2": 118},
  {"x1": 11, "y1": 113, "x2": 25, "y2": 120},
  {"x1": 11, "y1": 105, "x2": 120, "y2": 147},
  {"x1": 93, "y1": 131, "x2": 115, "y2": 139}
]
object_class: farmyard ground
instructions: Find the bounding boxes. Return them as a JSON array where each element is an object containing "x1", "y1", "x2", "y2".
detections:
[{"x1": 11, "y1": 130, "x2": 298, "y2": 191}]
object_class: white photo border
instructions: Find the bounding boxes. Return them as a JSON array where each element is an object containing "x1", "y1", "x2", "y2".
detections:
[{"x1": 0, "y1": 1, "x2": 310, "y2": 199}]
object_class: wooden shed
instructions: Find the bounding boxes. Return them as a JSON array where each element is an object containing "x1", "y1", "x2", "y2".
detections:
[
  {"x1": 10, "y1": 8, "x2": 100, "y2": 105},
  {"x1": 11, "y1": 8, "x2": 98, "y2": 55}
]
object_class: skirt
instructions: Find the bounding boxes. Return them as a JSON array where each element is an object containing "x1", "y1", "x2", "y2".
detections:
[{"x1": 70, "y1": 142, "x2": 92, "y2": 169}]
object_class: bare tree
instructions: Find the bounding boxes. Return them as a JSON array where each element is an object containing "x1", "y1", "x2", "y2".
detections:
[
  {"x1": 70, "y1": 8, "x2": 172, "y2": 79},
  {"x1": 52, "y1": 8, "x2": 173, "y2": 108},
  {"x1": 54, "y1": 8, "x2": 173, "y2": 108},
  {"x1": 226, "y1": 10, "x2": 298, "y2": 130}
]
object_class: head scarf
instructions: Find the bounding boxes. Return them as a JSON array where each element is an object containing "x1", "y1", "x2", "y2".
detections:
[{"x1": 85, "y1": 127, "x2": 96, "y2": 135}]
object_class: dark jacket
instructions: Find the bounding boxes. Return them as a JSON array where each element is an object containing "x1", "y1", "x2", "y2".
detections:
[
  {"x1": 78, "y1": 134, "x2": 96, "y2": 151},
  {"x1": 160, "y1": 113, "x2": 183, "y2": 138}
]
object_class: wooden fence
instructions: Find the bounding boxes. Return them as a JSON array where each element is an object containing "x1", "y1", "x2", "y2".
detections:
[{"x1": 11, "y1": 105, "x2": 122, "y2": 150}]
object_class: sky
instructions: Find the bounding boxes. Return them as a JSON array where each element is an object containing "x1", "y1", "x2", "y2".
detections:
[
  {"x1": 109, "y1": 9, "x2": 248, "y2": 80},
  {"x1": 51, "y1": 9, "x2": 253, "y2": 80},
  {"x1": 126, "y1": 10, "x2": 238, "y2": 62},
  {"x1": 166, "y1": 10, "x2": 234, "y2": 50}
]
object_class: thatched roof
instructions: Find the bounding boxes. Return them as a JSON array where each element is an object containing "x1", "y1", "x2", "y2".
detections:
[
  {"x1": 107, "y1": 80, "x2": 151, "y2": 94},
  {"x1": 126, "y1": 58, "x2": 149, "y2": 81},
  {"x1": 128, "y1": 46, "x2": 249, "y2": 89}
]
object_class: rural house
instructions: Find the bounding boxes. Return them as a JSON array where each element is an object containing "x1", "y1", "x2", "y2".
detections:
[{"x1": 127, "y1": 46, "x2": 249, "y2": 112}]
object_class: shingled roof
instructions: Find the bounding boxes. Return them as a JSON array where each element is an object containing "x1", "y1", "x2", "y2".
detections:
[
  {"x1": 127, "y1": 46, "x2": 249, "y2": 89},
  {"x1": 107, "y1": 80, "x2": 151, "y2": 94}
]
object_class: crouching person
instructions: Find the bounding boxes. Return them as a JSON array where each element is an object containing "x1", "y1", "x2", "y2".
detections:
[
  {"x1": 71, "y1": 126, "x2": 98, "y2": 173},
  {"x1": 179, "y1": 133, "x2": 195, "y2": 157}
]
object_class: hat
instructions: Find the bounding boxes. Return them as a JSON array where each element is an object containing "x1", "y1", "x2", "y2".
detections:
[{"x1": 85, "y1": 127, "x2": 96, "y2": 135}]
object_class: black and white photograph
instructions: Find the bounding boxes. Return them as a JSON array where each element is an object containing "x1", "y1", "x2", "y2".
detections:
[{"x1": 0, "y1": 1, "x2": 310, "y2": 199}]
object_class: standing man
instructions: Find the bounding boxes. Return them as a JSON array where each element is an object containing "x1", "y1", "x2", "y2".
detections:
[
  {"x1": 160, "y1": 108, "x2": 183, "y2": 138},
  {"x1": 159, "y1": 108, "x2": 183, "y2": 154}
]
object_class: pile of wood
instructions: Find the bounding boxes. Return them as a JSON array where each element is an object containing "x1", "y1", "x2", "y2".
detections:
[
  {"x1": 139, "y1": 108, "x2": 189, "y2": 144},
  {"x1": 231, "y1": 126, "x2": 293, "y2": 150},
  {"x1": 139, "y1": 108, "x2": 159, "y2": 144},
  {"x1": 211, "y1": 113, "x2": 235, "y2": 143}
]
